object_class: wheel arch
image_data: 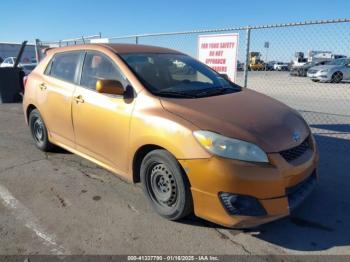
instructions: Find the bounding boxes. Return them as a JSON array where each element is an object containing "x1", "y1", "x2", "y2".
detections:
[
  {"x1": 131, "y1": 143, "x2": 193, "y2": 186},
  {"x1": 26, "y1": 104, "x2": 37, "y2": 124},
  {"x1": 132, "y1": 144, "x2": 164, "y2": 183}
]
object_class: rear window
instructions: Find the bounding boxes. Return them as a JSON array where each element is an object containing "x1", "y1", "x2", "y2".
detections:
[{"x1": 45, "y1": 52, "x2": 82, "y2": 83}]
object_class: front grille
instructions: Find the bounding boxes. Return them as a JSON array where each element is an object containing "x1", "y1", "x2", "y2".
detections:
[
  {"x1": 287, "y1": 171, "x2": 317, "y2": 211},
  {"x1": 308, "y1": 69, "x2": 317, "y2": 74},
  {"x1": 280, "y1": 137, "x2": 311, "y2": 162}
]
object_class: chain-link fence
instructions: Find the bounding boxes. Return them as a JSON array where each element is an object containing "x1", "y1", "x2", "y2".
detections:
[{"x1": 36, "y1": 18, "x2": 350, "y2": 156}]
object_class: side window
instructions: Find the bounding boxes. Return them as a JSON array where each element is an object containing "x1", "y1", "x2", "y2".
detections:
[
  {"x1": 80, "y1": 52, "x2": 127, "y2": 90},
  {"x1": 44, "y1": 59, "x2": 53, "y2": 75},
  {"x1": 47, "y1": 52, "x2": 81, "y2": 83}
]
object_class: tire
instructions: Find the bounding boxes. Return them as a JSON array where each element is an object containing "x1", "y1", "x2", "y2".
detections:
[
  {"x1": 140, "y1": 149, "x2": 193, "y2": 220},
  {"x1": 29, "y1": 109, "x2": 54, "y2": 151},
  {"x1": 331, "y1": 71, "x2": 343, "y2": 83}
]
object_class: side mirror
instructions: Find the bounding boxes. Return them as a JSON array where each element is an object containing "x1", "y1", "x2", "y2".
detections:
[
  {"x1": 219, "y1": 73, "x2": 229, "y2": 80},
  {"x1": 96, "y1": 79, "x2": 124, "y2": 96}
]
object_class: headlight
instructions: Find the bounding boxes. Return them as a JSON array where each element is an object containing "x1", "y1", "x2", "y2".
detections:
[
  {"x1": 320, "y1": 69, "x2": 328, "y2": 73},
  {"x1": 193, "y1": 130, "x2": 269, "y2": 163}
]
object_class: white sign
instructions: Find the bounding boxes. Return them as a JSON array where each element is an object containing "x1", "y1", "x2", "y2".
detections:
[
  {"x1": 90, "y1": 38, "x2": 110, "y2": 44},
  {"x1": 198, "y1": 33, "x2": 239, "y2": 82}
]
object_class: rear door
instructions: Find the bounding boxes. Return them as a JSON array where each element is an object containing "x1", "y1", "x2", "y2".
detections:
[
  {"x1": 71, "y1": 51, "x2": 135, "y2": 173},
  {"x1": 343, "y1": 62, "x2": 350, "y2": 80},
  {"x1": 36, "y1": 51, "x2": 84, "y2": 148}
]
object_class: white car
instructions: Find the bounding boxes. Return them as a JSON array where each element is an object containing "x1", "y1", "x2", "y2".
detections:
[
  {"x1": 0, "y1": 57, "x2": 17, "y2": 67},
  {"x1": 1, "y1": 56, "x2": 37, "y2": 75},
  {"x1": 273, "y1": 62, "x2": 289, "y2": 71}
]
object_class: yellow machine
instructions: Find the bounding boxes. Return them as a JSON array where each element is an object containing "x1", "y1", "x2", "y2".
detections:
[{"x1": 249, "y1": 52, "x2": 265, "y2": 71}]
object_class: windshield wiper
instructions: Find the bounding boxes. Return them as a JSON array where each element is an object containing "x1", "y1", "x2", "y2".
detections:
[
  {"x1": 195, "y1": 87, "x2": 237, "y2": 97},
  {"x1": 155, "y1": 91, "x2": 197, "y2": 98}
]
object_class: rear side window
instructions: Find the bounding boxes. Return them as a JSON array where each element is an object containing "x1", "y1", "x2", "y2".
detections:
[
  {"x1": 80, "y1": 52, "x2": 127, "y2": 90},
  {"x1": 45, "y1": 52, "x2": 82, "y2": 83}
]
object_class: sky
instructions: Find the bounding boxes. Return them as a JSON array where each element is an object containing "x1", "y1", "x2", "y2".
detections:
[
  {"x1": 1, "y1": 0, "x2": 350, "y2": 64},
  {"x1": 1, "y1": 0, "x2": 350, "y2": 43}
]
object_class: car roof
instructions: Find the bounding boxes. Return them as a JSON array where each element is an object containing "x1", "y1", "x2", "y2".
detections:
[
  {"x1": 47, "y1": 43, "x2": 183, "y2": 55},
  {"x1": 104, "y1": 43, "x2": 182, "y2": 54}
]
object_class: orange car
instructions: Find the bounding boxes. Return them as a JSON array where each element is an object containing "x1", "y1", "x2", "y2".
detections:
[{"x1": 23, "y1": 44, "x2": 319, "y2": 228}]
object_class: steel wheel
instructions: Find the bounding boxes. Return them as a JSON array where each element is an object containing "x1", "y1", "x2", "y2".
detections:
[
  {"x1": 29, "y1": 109, "x2": 54, "y2": 151},
  {"x1": 140, "y1": 149, "x2": 193, "y2": 220},
  {"x1": 32, "y1": 116, "x2": 45, "y2": 144},
  {"x1": 147, "y1": 163, "x2": 178, "y2": 209}
]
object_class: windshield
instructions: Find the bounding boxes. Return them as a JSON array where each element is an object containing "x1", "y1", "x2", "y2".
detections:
[
  {"x1": 328, "y1": 59, "x2": 350, "y2": 66},
  {"x1": 120, "y1": 53, "x2": 241, "y2": 98}
]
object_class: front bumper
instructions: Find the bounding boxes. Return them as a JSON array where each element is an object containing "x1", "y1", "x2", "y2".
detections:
[
  {"x1": 179, "y1": 139, "x2": 319, "y2": 228},
  {"x1": 307, "y1": 72, "x2": 331, "y2": 82}
]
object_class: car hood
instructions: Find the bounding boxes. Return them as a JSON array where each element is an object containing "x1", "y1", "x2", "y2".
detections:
[{"x1": 160, "y1": 89, "x2": 309, "y2": 153}]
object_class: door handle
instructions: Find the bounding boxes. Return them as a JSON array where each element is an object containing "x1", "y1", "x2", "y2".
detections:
[
  {"x1": 39, "y1": 83, "x2": 47, "y2": 91},
  {"x1": 74, "y1": 95, "x2": 84, "y2": 103}
]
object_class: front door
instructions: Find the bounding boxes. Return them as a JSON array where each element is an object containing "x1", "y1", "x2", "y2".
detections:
[{"x1": 72, "y1": 51, "x2": 135, "y2": 174}]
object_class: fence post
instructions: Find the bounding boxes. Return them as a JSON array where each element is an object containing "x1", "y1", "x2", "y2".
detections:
[
  {"x1": 135, "y1": 36, "x2": 139, "y2": 44},
  {"x1": 243, "y1": 26, "x2": 251, "y2": 88},
  {"x1": 35, "y1": 39, "x2": 41, "y2": 62}
]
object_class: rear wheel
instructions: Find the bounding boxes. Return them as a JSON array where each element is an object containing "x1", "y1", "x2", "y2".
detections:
[
  {"x1": 29, "y1": 109, "x2": 54, "y2": 151},
  {"x1": 140, "y1": 149, "x2": 193, "y2": 220},
  {"x1": 331, "y1": 71, "x2": 343, "y2": 83}
]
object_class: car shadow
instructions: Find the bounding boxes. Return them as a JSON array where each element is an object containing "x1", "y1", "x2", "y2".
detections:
[
  {"x1": 179, "y1": 132, "x2": 350, "y2": 252},
  {"x1": 50, "y1": 146, "x2": 72, "y2": 154}
]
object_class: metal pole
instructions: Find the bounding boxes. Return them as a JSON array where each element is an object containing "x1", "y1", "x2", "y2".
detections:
[
  {"x1": 264, "y1": 44, "x2": 269, "y2": 72},
  {"x1": 135, "y1": 36, "x2": 139, "y2": 44},
  {"x1": 35, "y1": 39, "x2": 41, "y2": 62},
  {"x1": 13, "y1": 41, "x2": 28, "y2": 68},
  {"x1": 243, "y1": 27, "x2": 251, "y2": 88}
]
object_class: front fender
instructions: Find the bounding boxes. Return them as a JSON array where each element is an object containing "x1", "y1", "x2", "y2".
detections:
[
  {"x1": 128, "y1": 112, "x2": 211, "y2": 161},
  {"x1": 127, "y1": 93, "x2": 211, "y2": 177}
]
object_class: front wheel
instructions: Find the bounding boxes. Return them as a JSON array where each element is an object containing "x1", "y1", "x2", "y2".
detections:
[
  {"x1": 331, "y1": 72, "x2": 343, "y2": 83},
  {"x1": 140, "y1": 150, "x2": 193, "y2": 220}
]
